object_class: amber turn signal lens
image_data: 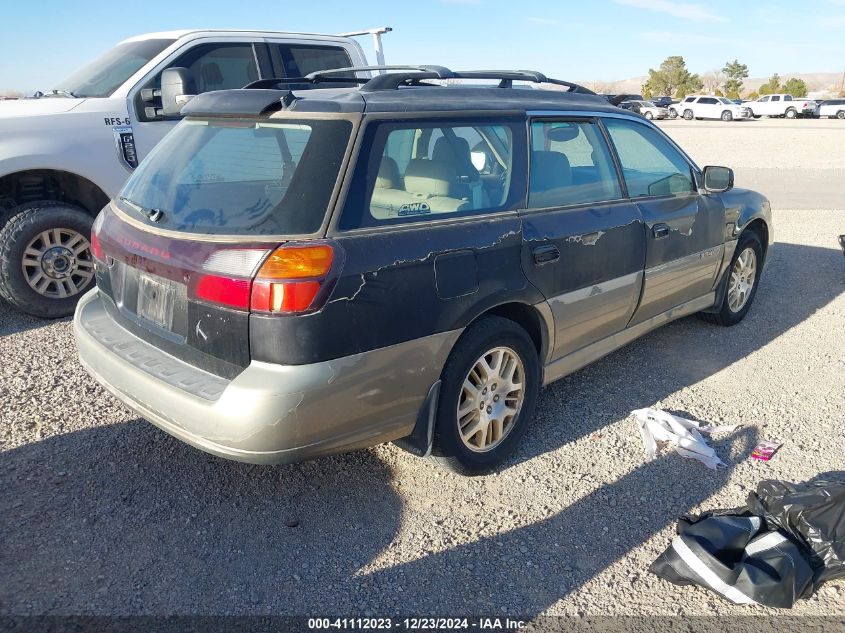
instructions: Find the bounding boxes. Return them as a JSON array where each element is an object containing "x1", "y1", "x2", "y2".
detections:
[{"x1": 257, "y1": 245, "x2": 333, "y2": 280}]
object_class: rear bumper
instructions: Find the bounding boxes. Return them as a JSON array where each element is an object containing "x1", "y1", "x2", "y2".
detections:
[{"x1": 74, "y1": 289, "x2": 460, "y2": 464}]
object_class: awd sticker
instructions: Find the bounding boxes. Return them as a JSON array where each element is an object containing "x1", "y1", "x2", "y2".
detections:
[{"x1": 398, "y1": 202, "x2": 431, "y2": 216}]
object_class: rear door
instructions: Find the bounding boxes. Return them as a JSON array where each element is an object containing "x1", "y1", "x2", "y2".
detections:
[
  {"x1": 602, "y1": 117, "x2": 724, "y2": 325},
  {"x1": 519, "y1": 118, "x2": 645, "y2": 359}
]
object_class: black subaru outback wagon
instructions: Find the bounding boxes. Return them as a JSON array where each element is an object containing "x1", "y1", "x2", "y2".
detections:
[{"x1": 74, "y1": 67, "x2": 772, "y2": 474}]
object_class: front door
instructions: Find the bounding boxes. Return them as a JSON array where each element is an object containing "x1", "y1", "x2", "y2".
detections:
[
  {"x1": 519, "y1": 118, "x2": 645, "y2": 360},
  {"x1": 602, "y1": 117, "x2": 725, "y2": 325}
]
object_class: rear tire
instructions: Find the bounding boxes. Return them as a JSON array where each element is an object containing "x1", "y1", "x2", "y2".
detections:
[
  {"x1": 0, "y1": 203, "x2": 95, "y2": 318},
  {"x1": 699, "y1": 231, "x2": 763, "y2": 327},
  {"x1": 785, "y1": 108, "x2": 797, "y2": 119},
  {"x1": 838, "y1": 111, "x2": 845, "y2": 120},
  {"x1": 431, "y1": 316, "x2": 540, "y2": 475}
]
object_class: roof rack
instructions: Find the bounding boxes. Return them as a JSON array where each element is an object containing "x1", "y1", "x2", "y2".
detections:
[{"x1": 244, "y1": 66, "x2": 596, "y2": 95}]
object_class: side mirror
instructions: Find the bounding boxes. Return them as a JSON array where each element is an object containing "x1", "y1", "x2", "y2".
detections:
[
  {"x1": 703, "y1": 165, "x2": 734, "y2": 193},
  {"x1": 161, "y1": 67, "x2": 196, "y2": 117}
]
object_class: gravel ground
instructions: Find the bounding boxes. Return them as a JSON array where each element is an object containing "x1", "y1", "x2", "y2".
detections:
[{"x1": 1, "y1": 122, "x2": 844, "y2": 618}]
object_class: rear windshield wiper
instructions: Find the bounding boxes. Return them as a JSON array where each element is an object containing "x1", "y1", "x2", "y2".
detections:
[{"x1": 119, "y1": 196, "x2": 165, "y2": 222}]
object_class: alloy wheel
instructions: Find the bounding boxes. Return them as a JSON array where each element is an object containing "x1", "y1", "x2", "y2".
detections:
[
  {"x1": 727, "y1": 247, "x2": 757, "y2": 313},
  {"x1": 21, "y1": 228, "x2": 94, "y2": 299},
  {"x1": 457, "y1": 346, "x2": 525, "y2": 452}
]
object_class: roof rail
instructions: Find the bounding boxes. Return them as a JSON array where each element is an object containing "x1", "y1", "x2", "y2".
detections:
[{"x1": 244, "y1": 66, "x2": 596, "y2": 96}]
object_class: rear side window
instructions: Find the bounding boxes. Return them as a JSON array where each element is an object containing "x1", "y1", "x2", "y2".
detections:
[
  {"x1": 118, "y1": 118, "x2": 352, "y2": 236},
  {"x1": 527, "y1": 120, "x2": 622, "y2": 209},
  {"x1": 604, "y1": 118, "x2": 695, "y2": 198},
  {"x1": 339, "y1": 119, "x2": 524, "y2": 230}
]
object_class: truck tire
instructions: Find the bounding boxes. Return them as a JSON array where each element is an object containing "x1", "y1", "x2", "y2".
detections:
[
  {"x1": 0, "y1": 202, "x2": 95, "y2": 318},
  {"x1": 785, "y1": 108, "x2": 797, "y2": 119}
]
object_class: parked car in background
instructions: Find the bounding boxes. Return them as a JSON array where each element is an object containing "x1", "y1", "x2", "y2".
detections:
[
  {"x1": 651, "y1": 96, "x2": 674, "y2": 108},
  {"x1": 745, "y1": 94, "x2": 804, "y2": 119},
  {"x1": 621, "y1": 99, "x2": 669, "y2": 120},
  {"x1": 814, "y1": 99, "x2": 845, "y2": 119},
  {"x1": 74, "y1": 67, "x2": 772, "y2": 474},
  {"x1": 0, "y1": 28, "x2": 385, "y2": 318},
  {"x1": 670, "y1": 95, "x2": 752, "y2": 121}
]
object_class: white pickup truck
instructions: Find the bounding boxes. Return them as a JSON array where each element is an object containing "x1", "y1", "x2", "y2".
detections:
[
  {"x1": 0, "y1": 28, "x2": 385, "y2": 317},
  {"x1": 745, "y1": 94, "x2": 807, "y2": 119}
]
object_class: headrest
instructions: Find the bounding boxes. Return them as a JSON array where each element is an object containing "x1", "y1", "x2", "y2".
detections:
[
  {"x1": 432, "y1": 136, "x2": 471, "y2": 164},
  {"x1": 201, "y1": 63, "x2": 223, "y2": 86},
  {"x1": 530, "y1": 151, "x2": 572, "y2": 191},
  {"x1": 404, "y1": 159, "x2": 456, "y2": 197},
  {"x1": 375, "y1": 156, "x2": 400, "y2": 189}
]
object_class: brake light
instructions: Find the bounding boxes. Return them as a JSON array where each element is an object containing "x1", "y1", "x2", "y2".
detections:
[
  {"x1": 194, "y1": 275, "x2": 252, "y2": 310},
  {"x1": 90, "y1": 232, "x2": 104, "y2": 261},
  {"x1": 251, "y1": 244, "x2": 336, "y2": 314},
  {"x1": 189, "y1": 243, "x2": 338, "y2": 314}
]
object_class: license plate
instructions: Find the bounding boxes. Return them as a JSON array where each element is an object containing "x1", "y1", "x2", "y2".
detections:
[{"x1": 137, "y1": 273, "x2": 175, "y2": 329}]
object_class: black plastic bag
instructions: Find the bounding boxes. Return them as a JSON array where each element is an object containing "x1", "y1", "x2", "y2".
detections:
[{"x1": 650, "y1": 473, "x2": 845, "y2": 608}]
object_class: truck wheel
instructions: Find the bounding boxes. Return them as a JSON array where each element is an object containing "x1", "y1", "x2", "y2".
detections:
[
  {"x1": 785, "y1": 108, "x2": 797, "y2": 119},
  {"x1": 699, "y1": 231, "x2": 763, "y2": 327},
  {"x1": 721, "y1": 110, "x2": 733, "y2": 122},
  {"x1": 0, "y1": 202, "x2": 95, "y2": 318},
  {"x1": 683, "y1": 109, "x2": 694, "y2": 120},
  {"x1": 431, "y1": 316, "x2": 540, "y2": 475}
]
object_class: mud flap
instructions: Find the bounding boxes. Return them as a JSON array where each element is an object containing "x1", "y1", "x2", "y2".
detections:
[{"x1": 393, "y1": 380, "x2": 440, "y2": 457}]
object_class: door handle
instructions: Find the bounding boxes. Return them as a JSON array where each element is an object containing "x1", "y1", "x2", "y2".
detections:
[
  {"x1": 652, "y1": 223, "x2": 670, "y2": 239},
  {"x1": 532, "y1": 244, "x2": 560, "y2": 265}
]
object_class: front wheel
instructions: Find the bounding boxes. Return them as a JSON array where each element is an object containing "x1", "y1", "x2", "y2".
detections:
[
  {"x1": 683, "y1": 109, "x2": 694, "y2": 120},
  {"x1": 700, "y1": 232, "x2": 763, "y2": 327},
  {"x1": 669, "y1": 109, "x2": 678, "y2": 119},
  {"x1": 431, "y1": 316, "x2": 540, "y2": 475},
  {"x1": 645, "y1": 111, "x2": 653, "y2": 120},
  {"x1": 837, "y1": 111, "x2": 845, "y2": 120},
  {"x1": 721, "y1": 110, "x2": 733, "y2": 122},
  {"x1": 0, "y1": 202, "x2": 96, "y2": 318}
]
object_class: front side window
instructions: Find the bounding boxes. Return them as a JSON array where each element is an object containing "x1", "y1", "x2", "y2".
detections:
[
  {"x1": 118, "y1": 117, "x2": 352, "y2": 236},
  {"x1": 339, "y1": 119, "x2": 522, "y2": 229},
  {"x1": 165, "y1": 43, "x2": 259, "y2": 93},
  {"x1": 527, "y1": 120, "x2": 622, "y2": 209},
  {"x1": 604, "y1": 118, "x2": 695, "y2": 198}
]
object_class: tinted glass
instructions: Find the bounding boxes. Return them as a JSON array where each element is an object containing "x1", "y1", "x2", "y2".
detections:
[
  {"x1": 527, "y1": 121, "x2": 622, "y2": 209},
  {"x1": 166, "y1": 43, "x2": 258, "y2": 93},
  {"x1": 340, "y1": 119, "x2": 523, "y2": 229},
  {"x1": 277, "y1": 45, "x2": 352, "y2": 77},
  {"x1": 56, "y1": 39, "x2": 174, "y2": 98},
  {"x1": 118, "y1": 118, "x2": 352, "y2": 235},
  {"x1": 700, "y1": 97, "x2": 717, "y2": 104},
  {"x1": 772, "y1": 96, "x2": 781, "y2": 102},
  {"x1": 604, "y1": 118, "x2": 695, "y2": 198}
]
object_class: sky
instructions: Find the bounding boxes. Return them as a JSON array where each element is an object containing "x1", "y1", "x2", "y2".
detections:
[{"x1": 1, "y1": 0, "x2": 844, "y2": 92}]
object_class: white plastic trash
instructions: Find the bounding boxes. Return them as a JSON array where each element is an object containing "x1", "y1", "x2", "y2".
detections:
[{"x1": 632, "y1": 408, "x2": 740, "y2": 470}]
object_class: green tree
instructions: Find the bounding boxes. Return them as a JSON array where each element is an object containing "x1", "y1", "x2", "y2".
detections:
[
  {"x1": 758, "y1": 74, "x2": 782, "y2": 95},
  {"x1": 783, "y1": 77, "x2": 808, "y2": 97},
  {"x1": 643, "y1": 56, "x2": 703, "y2": 98},
  {"x1": 746, "y1": 91, "x2": 759, "y2": 100},
  {"x1": 722, "y1": 59, "x2": 749, "y2": 96}
]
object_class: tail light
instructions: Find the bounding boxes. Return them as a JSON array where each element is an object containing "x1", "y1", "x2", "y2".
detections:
[
  {"x1": 90, "y1": 211, "x2": 105, "y2": 261},
  {"x1": 251, "y1": 244, "x2": 334, "y2": 313},
  {"x1": 189, "y1": 242, "x2": 337, "y2": 314}
]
